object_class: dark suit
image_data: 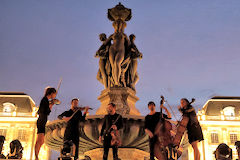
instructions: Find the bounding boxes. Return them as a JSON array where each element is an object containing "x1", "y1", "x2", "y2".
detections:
[
  {"x1": 58, "y1": 109, "x2": 86, "y2": 160},
  {"x1": 100, "y1": 113, "x2": 123, "y2": 160}
]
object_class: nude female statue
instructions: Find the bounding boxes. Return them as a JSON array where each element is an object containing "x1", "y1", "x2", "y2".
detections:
[
  {"x1": 129, "y1": 34, "x2": 142, "y2": 90},
  {"x1": 104, "y1": 19, "x2": 130, "y2": 86},
  {"x1": 95, "y1": 33, "x2": 111, "y2": 88}
]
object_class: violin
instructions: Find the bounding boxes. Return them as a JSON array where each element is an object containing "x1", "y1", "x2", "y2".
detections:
[
  {"x1": 74, "y1": 106, "x2": 93, "y2": 111},
  {"x1": 64, "y1": 106, "x2": 92, "y2": 122},
  {"x1": 102, "y1": 114, "x2": 122, "y2": 147},
  {"x1": 49, "y1": 98, "x2": 61, "y2": 105},
  {"x1": 110, "y1": 126, "x2": 121, "y2": 146},
  {"x1": 49, "y1": 78, "x2": 63, "y2": 105}
]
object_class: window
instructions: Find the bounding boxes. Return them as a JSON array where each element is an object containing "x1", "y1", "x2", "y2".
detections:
[
  {"x1": 223, "y1": 106, "x2": 236, "y2": 120},
  {"x1": 211, "y1": 133, "x2": 219, "y2": 143},
  {"x1": 223, "y1": 106, "x2": 235, "y2": 117},
  {"x1": 230, "y1": 133, "x2": 238, "y2": 144},
  {"x1": 18, "y1": 129, "x2": 27, "y2": 141},
  {"x1": 3, "y1": 102, "x2": 16, "y2": 113}
]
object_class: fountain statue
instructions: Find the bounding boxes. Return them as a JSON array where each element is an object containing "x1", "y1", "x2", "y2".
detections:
[
  {"x1": 95, "y1": 3, "x2": 142, "y2": 90},
  {"x1": 95, "y1": 3, "x2": 142, "y2": 116}
]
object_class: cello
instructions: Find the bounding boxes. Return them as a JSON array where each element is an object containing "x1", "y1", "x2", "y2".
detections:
[
  {"x1": 173, "y1": 98, "x2": 195, "y2": 147},
  {"x1": 154, "y1": 96, "x2": 175, "y2": 160}
]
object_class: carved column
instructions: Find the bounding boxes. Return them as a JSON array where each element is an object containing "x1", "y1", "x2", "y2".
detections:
[{"x1": 96, "y1": 87, "x2": 140, "y2": 116}]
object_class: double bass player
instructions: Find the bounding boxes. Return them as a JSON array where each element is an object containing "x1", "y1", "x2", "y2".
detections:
[
  {"x1": 178, "y1": 98, "x2": 204, "y2": 160},
  {"x1": 144, "y1": 101, "x2": 172, "y2": 160}
]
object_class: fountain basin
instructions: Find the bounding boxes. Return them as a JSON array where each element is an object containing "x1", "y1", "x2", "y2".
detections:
[{"x1": 45, "y1": 115, "x2": 149, "y2": 153}]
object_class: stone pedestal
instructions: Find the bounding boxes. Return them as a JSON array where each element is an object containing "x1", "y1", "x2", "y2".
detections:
[
  {"x1": 84, "y1": 148, "x2": 150, "y2": 160},
  {"x1": 96, "y1": 87, "x2": 140, "y2": 115}
]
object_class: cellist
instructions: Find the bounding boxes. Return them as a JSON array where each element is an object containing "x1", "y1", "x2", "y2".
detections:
[
  {"x1": 144, "y1": 101, "x2": 172, "y2": 160},
  {"x1": 178, "y1": 98, "x2": 204, "y2": 160}
]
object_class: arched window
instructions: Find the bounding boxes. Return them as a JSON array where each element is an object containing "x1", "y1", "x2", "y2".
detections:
[
  {"x1": 223, "y1": 106, "x2": 235, "y2": 120},
  {"x1": 3, "y1": 102, "x2": 16, "y2": 113}
]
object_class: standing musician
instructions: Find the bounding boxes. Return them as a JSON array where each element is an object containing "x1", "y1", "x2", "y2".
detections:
[
  {"x1": 144, "y1": 101, "x2": 172, "y2": 160},
  {"x1": 35, "y1": 87, "x2": 57, "y2": 160},
  {"x1": 178, "y1": 98, "x2": 204, "y2": 160},
  {"x1": 99, "y1": 103, "x2": 123, "y2": 160},
  {"x1": 58, "y1": 98, "x2": 90, "y2": 160}
]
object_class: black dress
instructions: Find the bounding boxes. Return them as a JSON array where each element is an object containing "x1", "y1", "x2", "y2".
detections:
[
  {"x1": 37, "y1": 96, "x2": 51, "y2": 134},
  {"x1": 181, "y1": 106, "x2": 204, "y2": 144}
]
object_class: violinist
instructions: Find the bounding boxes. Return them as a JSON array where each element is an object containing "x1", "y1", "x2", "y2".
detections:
[
  {"x1": 35, "y1": 87, "x2": 57, "y2": 160},
  {"x1": 179, "y1": 98, "x2": 204, "y2": 160},
  {"x1": 99, "y1": 103, "x2": 123, "y2": 160},
  {"x1": 58, "y1": 98, "x2": 90, "y2": 160},
  {"x1": 144, "y1": 101, "x2": 171, "y2": 160}
]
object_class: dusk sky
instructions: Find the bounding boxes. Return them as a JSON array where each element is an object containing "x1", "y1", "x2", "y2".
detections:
[
  {"x1": 1, "y1": 0, "x2": 240, "y2": 120},
  {"x1": 1, "y1": 1, "x2": 240, "y2": 159}
]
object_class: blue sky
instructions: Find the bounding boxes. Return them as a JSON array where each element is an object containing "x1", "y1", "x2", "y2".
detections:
[
  {"x1": 1, "y1": 0, "x2": 240, "y2": 118},
  {"x1": 1, "y1": 0, "x2": 240, "y2": 159}
]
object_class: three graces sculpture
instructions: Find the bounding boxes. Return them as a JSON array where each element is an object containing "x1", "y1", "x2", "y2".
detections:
[{"x1": 95, "y1": 3, "x2": 142, "y2": 91}]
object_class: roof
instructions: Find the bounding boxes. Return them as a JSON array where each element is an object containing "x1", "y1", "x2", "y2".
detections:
[
  {"x1": 211, "y1": 96, "x2": 240, "y2": 100},
  {"x1": 202, "y1": 96, "x2": 240, "y2": 116},
  {"x1": 0, "y1": 92, "x2": 35, "y2": 113}
]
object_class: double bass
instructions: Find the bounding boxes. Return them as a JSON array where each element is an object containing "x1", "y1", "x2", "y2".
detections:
[{"x1": 154, "y1": 96, "x2": 175, "y2": 160}]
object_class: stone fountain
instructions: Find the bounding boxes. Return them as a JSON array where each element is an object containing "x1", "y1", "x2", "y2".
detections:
[
  {"x1": 45, "y1": 3, "x2": 189, "y2": 160},
  {"x1": 45, "y1": 3, "x2": 150, "y2": 160}
]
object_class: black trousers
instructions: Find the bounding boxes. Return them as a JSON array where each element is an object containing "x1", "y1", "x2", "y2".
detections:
[
  {"x1": 103, "y1": 135, "x2": 118, "y2": 160},
  {"x1": 64, "y1": 130, "x2": 79, "y2": 160},
  {"x1": 149, "y1": 136, "x2": 157, "y2": 160},
  {"x1": 72, "y1": 138, "x2": 79, "y2": 160}
]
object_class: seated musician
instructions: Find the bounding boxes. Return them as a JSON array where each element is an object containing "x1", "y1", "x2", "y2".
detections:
[
  {"x1": 144, "y1": 101, "x2": 172, "y2": 160},
  {"x1": 178, "y1": 98, "x2": 204, "y2": 160},
  {"x1": 99, "y1": 103, "x2": 123, "y2": 160},
  {"x1": 58, "y1": 98, "x2": 90, "y2": 160}
]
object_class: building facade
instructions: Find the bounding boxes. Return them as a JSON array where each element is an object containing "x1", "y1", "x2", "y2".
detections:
[
  {"x1": 186, "y1": 96, "x2": 240, "y2": 160},
  {"x1": 0, "y1": 92, "x2": 50, "y2": 160}
]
